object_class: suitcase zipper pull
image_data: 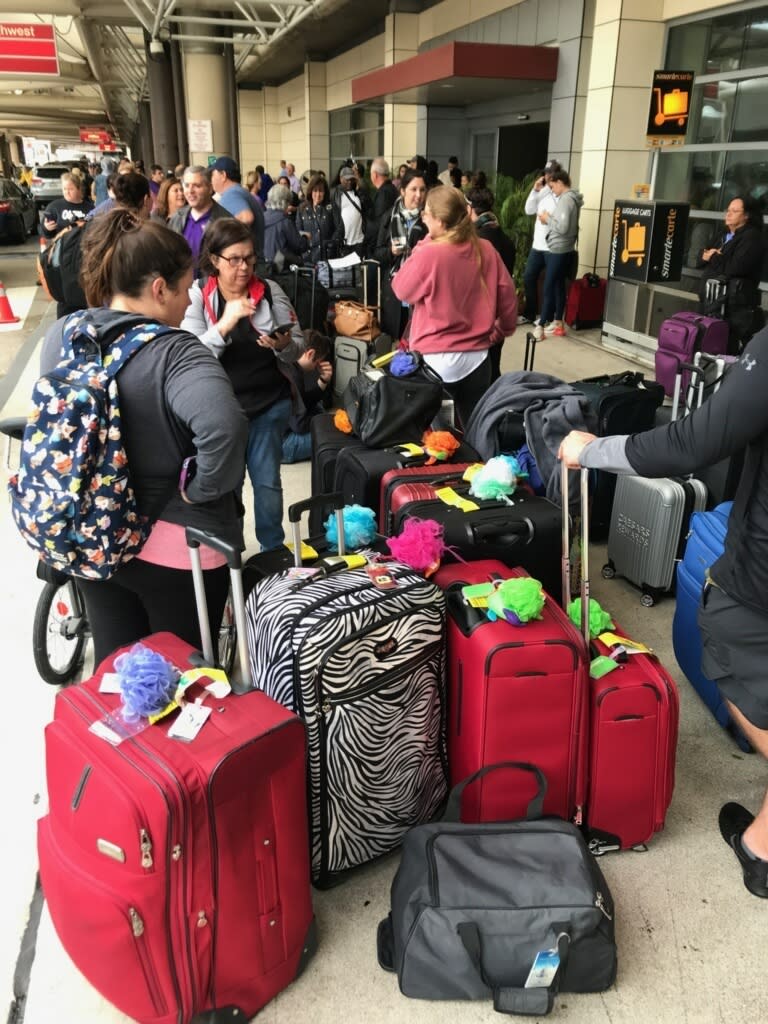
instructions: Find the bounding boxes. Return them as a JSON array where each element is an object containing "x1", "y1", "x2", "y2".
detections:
[
  {"x1": 595, "y1": 892, "x2": 613, "y2": 920},
  {"x1": 129, "y1": 907, "x2": 145, "y2": 937},
  {"x1": 139, "y1": 828, "x2": 153, "y2": 869}
]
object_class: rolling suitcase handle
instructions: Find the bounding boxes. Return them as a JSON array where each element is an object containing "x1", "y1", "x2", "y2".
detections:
[
  {"x1": 524, "y1": 331, "x2": 540, "y2": 372},
  {"x1": 361, "y1": 258, "x2": 382, "y2": 315},
  {"x1": 293, "y1": 265, "x2": 317, "y2": 327},
  {"x1": 288, "y1": 492, "x2": 346, "y2": 562},
  {"x1": 185, "y1": 528, "x2": 253, "y2": 694},
  {"x1": 560, "y1": 461, "x2": 590, "y2": 645},
  {"x1": 671, "y1": 362, "x2": 705, "y2": 420}
]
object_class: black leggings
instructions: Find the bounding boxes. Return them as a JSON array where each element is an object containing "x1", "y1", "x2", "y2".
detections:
[
  {"x1": 442, "y1": 354, "x2": 493, "y2": 432},
  {"x1": 78, "y1": 558, "x2": 230, "y2": 667}
]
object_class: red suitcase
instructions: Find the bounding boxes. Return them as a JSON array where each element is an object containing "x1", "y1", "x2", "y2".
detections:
[
  {"x1": 585, "y1": 623, "x2": 679, "y2": 854},
  {"x1": 433, "y1": 472, "x2": 591, "y2": 824},
  {"x1": 379, "y1": 462, "x2": 476, "y2": 534},
  {"x1": 37, "y1": 536, "x2": 316, "y2": 1024},
  {"x1": 564, "y1": 273, "x2": 607, "y2": 329}
]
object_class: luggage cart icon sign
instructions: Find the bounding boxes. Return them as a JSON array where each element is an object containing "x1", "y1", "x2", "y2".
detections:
[
  {"x1": 653, "y1": 87, "x2": 688, "y2": 127},
  {"x1": 620, "y1": 220, "x2": 646, "y2": 267}
]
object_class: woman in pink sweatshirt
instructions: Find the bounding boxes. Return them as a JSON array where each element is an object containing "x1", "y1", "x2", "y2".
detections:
[{"x1": 391, "y1": 185, "x2": 518, "y2": 429}]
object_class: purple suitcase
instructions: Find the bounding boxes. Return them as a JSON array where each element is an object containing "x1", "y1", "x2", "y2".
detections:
[{"x1": 655, "y1": 312, "x2": 728, "y2": 397}]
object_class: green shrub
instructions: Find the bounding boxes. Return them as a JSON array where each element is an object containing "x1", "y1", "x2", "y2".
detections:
[{"x1": 497, "y1": 171, "x2": 538, "y2": 301}]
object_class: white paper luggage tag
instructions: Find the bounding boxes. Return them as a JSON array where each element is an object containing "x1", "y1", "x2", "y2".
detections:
[
  {"x1": 524, "y1": 948, "x2": 560, "y2": 988},
  {"x1": 168, "y1": 703, "x2": 211, "y2": 743}
]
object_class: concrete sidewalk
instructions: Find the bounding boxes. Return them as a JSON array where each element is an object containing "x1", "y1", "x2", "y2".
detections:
[{"x1": 1, "y1": 324, "x2": 763, "y2": 1024}]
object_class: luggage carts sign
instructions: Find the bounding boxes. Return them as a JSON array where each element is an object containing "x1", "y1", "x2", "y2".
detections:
[
  {"x1": 646, "y1": 70, "x2": 694, "y2": 147},
  {"x1": 608, "y1": 199, "x2": 690, "y2": 284}
]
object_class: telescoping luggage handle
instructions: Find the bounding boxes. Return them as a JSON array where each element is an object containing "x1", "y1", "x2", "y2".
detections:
[
  {"x1": 560, "y1": 461, "x2": 590, "y2": 648},
  {"x1": 185, "y1": 528, "x2": 253, "y2": 694},
  {"x1": 288, "y1": 492, "x2": 346, "y2": 565}
]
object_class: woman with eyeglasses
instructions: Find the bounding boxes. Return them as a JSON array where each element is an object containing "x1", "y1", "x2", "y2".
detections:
[{"x1": 181, "y1": 218, "x2": 302, "y2": 551}]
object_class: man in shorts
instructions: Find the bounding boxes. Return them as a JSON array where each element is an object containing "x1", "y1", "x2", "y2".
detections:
[{"x1": 559, "y1": 324, "x2": 768, "y2": 898}]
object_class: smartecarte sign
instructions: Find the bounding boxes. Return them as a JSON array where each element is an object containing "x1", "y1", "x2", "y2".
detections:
[
  {"x1": 608, "y1": 200, "x2": 690, "y2": 284},
  {"x1": 646, "y1": 70, "x2": 695, "y2": 148},
  {"x1": 0, "y1": 23, "x2": 59, "y2": 76}
]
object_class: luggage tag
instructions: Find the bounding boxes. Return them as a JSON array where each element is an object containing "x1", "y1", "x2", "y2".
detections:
[
  {"x1": 395, "y1": 442, "x2": 425, "y2": 459},
  {"x1": 285, "y1": 539, "x2": 319, "y2": 562},
  {"x1": 365, "y1": 564, "x2": 399, "y2": 589},
  {"x1": 460, "y1": 581, "x2": 496, "y2": 608},
  {"x1": 371, "y1": 350, "x2": 396, "y2": 369},
  {"x1": 168, "y1": 703, "x2": 212, "y2": 743},
  {"x1": 524, "y1": 948, "x2": 561, "y2": 989},
  {"x1": 590, "y1": 655, "x2": 620, "y2": 679},
  {"x1": 435, "y1": 486, "x2": 479, "y2": 513},
  {"x1": 99, "y1": 671, "x2": 122, "y2": 695},
  {"x1": 598, "y1": 631, "x2": 654, "y2": 656}
]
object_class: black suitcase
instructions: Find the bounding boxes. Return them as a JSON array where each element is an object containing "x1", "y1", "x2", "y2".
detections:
[
  {"x1": 389, "y1": 483, "x2": 562, "y2": 604},
  {"x1": 569, "y1": 371, "x2": 665, "y2": 538},
  {"x1": 334, "y1": 436, "x2": 480, "y2": 520},
  {"x1": 269, "y1": 265, "x2": 329, "y2": 331}
]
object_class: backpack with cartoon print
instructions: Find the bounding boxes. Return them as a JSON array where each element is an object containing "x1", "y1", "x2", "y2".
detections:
[{"x1": 8, "y1": 312, "x2": 171, "y2": 581}]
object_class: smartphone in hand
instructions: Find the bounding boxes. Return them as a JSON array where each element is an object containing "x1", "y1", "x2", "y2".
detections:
[{"x1": 270, "y1": 323, "x2": 294, "y2": 339}]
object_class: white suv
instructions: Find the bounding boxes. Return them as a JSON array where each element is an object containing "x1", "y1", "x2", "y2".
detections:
[{"x1": 30, "y1": 164, "x2": 73, "y2": 212}]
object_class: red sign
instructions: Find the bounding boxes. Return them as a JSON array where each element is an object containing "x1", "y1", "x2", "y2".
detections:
[
  {"x1": 80, "y1": 126, "x2": 113, "y2": 145},
  {"x1": 0, "y1": 23, "x2": 59, "y2": 76}
]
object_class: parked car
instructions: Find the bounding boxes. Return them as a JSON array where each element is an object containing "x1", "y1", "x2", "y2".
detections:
[
  {"x1": 29, "y1": 163, "x2": 72, "y2": 213},
  {"x1": 0, "y1": 177, "x2": 37, "y2": 243}
]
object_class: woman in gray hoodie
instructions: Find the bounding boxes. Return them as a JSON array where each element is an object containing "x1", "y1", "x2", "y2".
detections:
[{"x1": 534, "y1": 169, "x2": 584, "y2": 338}]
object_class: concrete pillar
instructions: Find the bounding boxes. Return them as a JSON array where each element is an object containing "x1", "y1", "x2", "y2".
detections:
[
  {"x1": 305, "y1": 60, "x2": 329, "y2": 173},
  {"x1": 576, "y1": 0, "x2": 665, "y2": 275},
  {"x1": 181, "y1": 27, "x2": 236, "y2": 164},
  {"x1": 169, "y1": 41, "x2": 188, "y2": 166},
  {"x1": 145, "y1": 38, "x2": 180, "y2": 170},
  {"x1": 383, "y1": 12, "x2": 425, "y2": 172},
  {"x1": 137, "y1": 100, "x2": 154, "y2": 166}
]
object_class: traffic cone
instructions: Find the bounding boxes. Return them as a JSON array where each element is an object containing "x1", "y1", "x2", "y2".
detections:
[{"x1": 0, "y1": 282, "x2": 20, "y2": 324}]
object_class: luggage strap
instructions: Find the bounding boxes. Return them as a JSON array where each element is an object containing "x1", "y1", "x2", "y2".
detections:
[{"x1": 457, "y1": 923, "x2": 571, "y2": 1016}]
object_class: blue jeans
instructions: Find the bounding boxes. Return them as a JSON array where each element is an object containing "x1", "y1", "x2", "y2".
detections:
[
  {"x1": 523, "y1": 248, "x2": 548, "y2": 322},
  {"x1": 540, "y1": 251, "x2": 572, "y2": 324},
  {"x1": 281, "y1": 430, "x2": 312, "y2": 464},
  {"x1": 245, "y1": 398, "x2": 291, "y2": 551}
]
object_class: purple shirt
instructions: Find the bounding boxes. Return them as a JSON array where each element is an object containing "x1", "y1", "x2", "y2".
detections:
[{"x1": 183, "y1": 207, "x2": 213, "y2": 269}]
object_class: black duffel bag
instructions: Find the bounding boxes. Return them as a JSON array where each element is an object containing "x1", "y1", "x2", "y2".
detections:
[
  {"x1": 343, "y1": 353, "x2": 444, "y2": 448},
  {"x1": 377, "y1": 763, "x2": 617, "y2": 1017}
]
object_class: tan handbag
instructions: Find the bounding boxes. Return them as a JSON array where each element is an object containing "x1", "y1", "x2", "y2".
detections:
[{"x1": 334, "y1": 300, "x2": 380, "y2": 342}]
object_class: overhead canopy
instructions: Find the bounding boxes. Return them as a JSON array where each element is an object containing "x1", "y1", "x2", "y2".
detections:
[{"x1": 351, "y1": 41, "x2": 559, "y2": 107}]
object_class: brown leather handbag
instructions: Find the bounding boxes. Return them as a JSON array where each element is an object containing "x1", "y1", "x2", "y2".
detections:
[{"x1": 334, "y1": 300, "x2": 381, "y2": 342}]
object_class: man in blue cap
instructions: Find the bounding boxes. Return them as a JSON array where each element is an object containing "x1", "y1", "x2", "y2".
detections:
[{"x1": 210, "y1": 155, "x2": 265, "y2": 258}]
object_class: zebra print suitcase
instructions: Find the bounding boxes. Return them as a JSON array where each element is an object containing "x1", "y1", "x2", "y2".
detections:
[{"x1": 245, "y1": 562, "x2": 448, "y2": 888}]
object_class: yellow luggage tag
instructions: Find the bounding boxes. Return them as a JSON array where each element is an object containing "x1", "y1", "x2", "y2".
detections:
[
  {"x1": 435, "y1": 486, "x2": 479, "y2": 513},
  {"x1": 371, "y1": 349, "x2": 397, "y2": 368},
  {"x1": 598, "y1": 631, "x2": 654, "y2": 656},
  {"x1": 461, "y1": 582, "x2": 495, "y2": 608},
  {"x1": 395, "y1": 442, "x2": 425, "y2": 459},
  {"x1": 462, "y1": 464, "x2": 485, "y2": 482},
  {"x1": 285, "y1": 540, "x2": 318, "y2": 562}
]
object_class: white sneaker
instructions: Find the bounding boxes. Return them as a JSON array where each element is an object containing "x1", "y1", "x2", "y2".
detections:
[
  {"x1": 517, "y1": 314, "x2": 532, "y2": 326},
  {"x1": 544, "y1": 321, "x2": 563, "y2": 335},
  {"x1": 532, "y1": 324, "x2": 545, "y2": 341}
]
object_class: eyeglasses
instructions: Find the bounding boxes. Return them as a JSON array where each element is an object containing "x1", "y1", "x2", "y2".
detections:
[{"x1": 214, "y1": 253, "x2": 256, "y2": 268}]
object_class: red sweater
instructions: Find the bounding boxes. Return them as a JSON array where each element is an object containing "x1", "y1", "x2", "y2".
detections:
[{"x1": 391, "y1": 236, "x2": 518, "y2": 354}]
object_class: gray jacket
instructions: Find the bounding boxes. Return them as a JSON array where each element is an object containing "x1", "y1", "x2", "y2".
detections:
[
  {"x1": 180, "y1": 277, "x2": 303, "y2": 360},
  {"x1": 168, "y1": 199, "x2": 231, "y2": 236},
  {"x1": 546, "y1": 190, "x2": 584, "y2": 253},
  {"x1": 464, "y1": 371, "x2": 597, "y2": 507}
]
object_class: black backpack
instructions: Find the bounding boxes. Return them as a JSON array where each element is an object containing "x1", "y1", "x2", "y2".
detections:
[{"x1": 38, "y1": 221, "x2": 87, "y2": 309}]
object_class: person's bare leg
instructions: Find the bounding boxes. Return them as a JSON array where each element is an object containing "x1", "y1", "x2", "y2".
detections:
[{"x1": 726, "y1": 700, "x2": 768, "y2": 858}]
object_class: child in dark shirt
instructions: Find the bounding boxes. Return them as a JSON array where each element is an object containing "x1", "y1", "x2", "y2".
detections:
[{"x1": 281, "y1": 330, "x2": 334, "y2": 463}]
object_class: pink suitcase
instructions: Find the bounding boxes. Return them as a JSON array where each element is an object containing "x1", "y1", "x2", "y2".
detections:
[{"x1": 37, "y1": 535, "x2": 316, "y2": 1024}]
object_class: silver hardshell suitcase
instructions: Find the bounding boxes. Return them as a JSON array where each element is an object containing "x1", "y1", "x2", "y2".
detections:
[{"x1": 604, "y1": 365, "x2": 707, "y2": 605}]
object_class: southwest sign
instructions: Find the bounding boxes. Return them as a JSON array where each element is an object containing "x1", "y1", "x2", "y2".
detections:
[{"x1": 0, "y1": 23, "x2": 59, "y2": 76}]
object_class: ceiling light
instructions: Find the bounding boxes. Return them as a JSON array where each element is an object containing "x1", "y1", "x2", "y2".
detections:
[{"x1": 13, "y1": 88, "x2": 23, "y2": 95}]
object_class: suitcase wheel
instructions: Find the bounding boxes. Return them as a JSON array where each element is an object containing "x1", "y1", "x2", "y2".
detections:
[
  {"x1": 640, "y1": 592, "x2": 656, "y2": 608},
  {"x1": 601, "y1": 562, "x2": 615, "y2": 580}
]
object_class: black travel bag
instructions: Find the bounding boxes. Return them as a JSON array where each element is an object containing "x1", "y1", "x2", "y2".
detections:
[
  {"x1": 377, "y1": 763, "x2": 617, "y2": 1017},
  {"x1": 569, "y1": 371, "x2": 664, "y2": 538},
  {"x1": 344, "y1": 355, "x2": 444, "y2": 448}
]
